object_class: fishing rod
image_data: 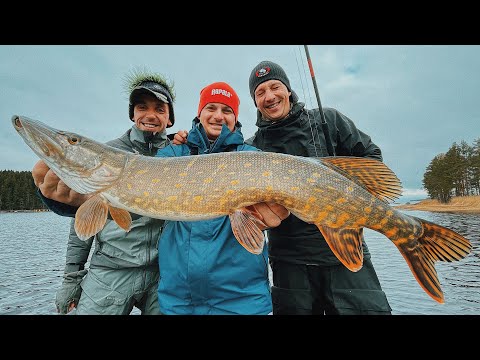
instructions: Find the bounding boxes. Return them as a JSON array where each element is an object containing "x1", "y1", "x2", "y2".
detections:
[{"x1": 303, "y1": 45, "x2": 335, "y2": 156}]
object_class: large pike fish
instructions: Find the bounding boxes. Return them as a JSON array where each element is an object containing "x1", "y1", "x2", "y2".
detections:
[{"x1": 13, "y1": 115, "x2": 472, "y2": 303}]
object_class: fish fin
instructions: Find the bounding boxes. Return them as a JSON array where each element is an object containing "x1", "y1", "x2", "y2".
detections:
[
  {"x1": 392, "y1": 216, "x2": 472, "y2": 304},
  {"x1": 318, "y1": 157, "x2": 402, "y2": 203},
  {"x1": 74, "y1": 194, "x2": 108, "y2": 240},
  {"x1": 316, "y1": 225, "x2": 364, "y2": 272},
  {"x1": 229, "y1": 210, "x2": 266, "y2": 255},
  {"x1": 108, "y1": 206, "x2": 132, "y2": 232}
]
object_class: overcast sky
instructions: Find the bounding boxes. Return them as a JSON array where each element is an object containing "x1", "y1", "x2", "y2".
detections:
[{"x1": 1, "y1": 45, "x2": 479, "y2": 200}]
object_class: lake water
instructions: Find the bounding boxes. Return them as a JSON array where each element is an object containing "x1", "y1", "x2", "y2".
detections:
[{"x1": 0, "y1": 210, "x2": 478, "y2": 315}]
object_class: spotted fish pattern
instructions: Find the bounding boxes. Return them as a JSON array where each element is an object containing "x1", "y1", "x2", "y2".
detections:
[{"x1": 13, "y1": 115, "x2": 472, "y2": 303}]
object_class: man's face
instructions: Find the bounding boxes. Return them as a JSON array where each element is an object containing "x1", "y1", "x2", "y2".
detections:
[
  {"x1": 133, "y1": 93, "x2": 172, "y2": 133},
  {"x1": 199, "y1": 102, "x2": 236, "y2": 140},
  {"x1": 254, "y1": 80, "x2": 291, "y2": 122}
]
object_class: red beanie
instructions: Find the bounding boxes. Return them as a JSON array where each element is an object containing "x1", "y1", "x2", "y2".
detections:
[{"x1": 197, "y1": 82, "x2": 240, "y2": 120}]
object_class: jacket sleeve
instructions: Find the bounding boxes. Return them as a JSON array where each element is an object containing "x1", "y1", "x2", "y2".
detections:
[
  {"x1": 37, "y1": 189, "x2": 78, "y2": 217},
  {"x1": 64, "y1": 218, "x2": 93, "y2": 273},
  {"x1": 327, "y1": 108, "x2": 383, "y2": 161},
  {"x1": 55, "y1": 219, "x2": 93, "y2": 314}
]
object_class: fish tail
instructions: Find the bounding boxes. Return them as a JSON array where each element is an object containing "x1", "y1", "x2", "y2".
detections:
[{"x1": 393, "y1": 216, "x2": 472, "y2": 303}]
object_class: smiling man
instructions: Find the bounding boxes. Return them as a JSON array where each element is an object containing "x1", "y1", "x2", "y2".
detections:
[
  {"x1": 32, "y1": 73, "x2": 290, "y2": 315},
  {"x1": 247, "y1": 60, "x2": 391, "y2": 315},
  {"x1": 31, "y1": 70, "x2": 177, "y2": 315},
  {"x1": 154, "y1": 81, "x2": 289, "y2": 315},
  {"x1": 129, "y1": 79, "x2": 175, "y2": 136}
]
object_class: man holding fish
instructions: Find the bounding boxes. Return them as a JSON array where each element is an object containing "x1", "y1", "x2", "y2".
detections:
[
  {"x1": 155, "y1": 81, "x2": 290, "y2": 314},
  {"x1": 32, "y1": 73, "x2": 288, "y2": 315},
  {"x1": 26, "y1": 63, "x2": 471, "y2": 315},
  {"x1": 32, "y1": 70, "x2": 177, "y2": 314},
  {"x1": 248, "y1": 60, "x2": 393, "y2": 315},
  {"x1": 172, "y1": 61, "x2": 393, "y2": 314}
]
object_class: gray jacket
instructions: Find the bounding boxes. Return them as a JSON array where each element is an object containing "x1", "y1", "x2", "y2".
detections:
[{"x1": 42, "y1": 125, "x2": 170, "y2": 273}]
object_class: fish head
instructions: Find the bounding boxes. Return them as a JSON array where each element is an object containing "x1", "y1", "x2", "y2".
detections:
[{"x1": 12, "y1": 115, "x2": 128, "y2": 194}]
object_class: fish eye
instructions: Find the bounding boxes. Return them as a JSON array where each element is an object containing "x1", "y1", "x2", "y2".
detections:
[{"x1": 68, "y1": 136, "x2": 79, "y2": 145}]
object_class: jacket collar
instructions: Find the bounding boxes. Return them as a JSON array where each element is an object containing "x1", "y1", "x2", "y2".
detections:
[
  {"x1": 186, "y1": 117, "x2": 245, "y2": 154},
  {"x1": 130, "y1": 125, "x2": 168, "y2": 149},
  {"x1": 255, "y1": 102, "x2": 305, "y2": 129}
]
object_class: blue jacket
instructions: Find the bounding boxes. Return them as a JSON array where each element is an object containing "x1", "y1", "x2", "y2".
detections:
[{"x1": 156, "y1": 118, "x2": 272, "y2": 315}]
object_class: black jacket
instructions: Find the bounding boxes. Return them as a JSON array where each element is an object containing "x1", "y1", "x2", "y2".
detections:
[{"x1": 246, "y1": 102, "x2": 382, "y2": 265}]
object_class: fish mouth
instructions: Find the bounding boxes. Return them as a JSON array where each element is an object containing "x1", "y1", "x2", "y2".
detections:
[{"x1": 12, "y1": 115, "x2": 64, "y2": 161}]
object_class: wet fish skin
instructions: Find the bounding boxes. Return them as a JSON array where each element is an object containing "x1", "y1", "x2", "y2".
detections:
[{"x1": 12, "y1": 115, "x2": 472, "y2": 303}]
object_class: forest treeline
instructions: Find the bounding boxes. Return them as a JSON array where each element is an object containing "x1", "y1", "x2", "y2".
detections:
[
  {"x1": 0, "y1": 170, "x2": 47, "y2": 211},
  {"x1": 423, "y1": 138, "x2": 480, "y2": 203}
]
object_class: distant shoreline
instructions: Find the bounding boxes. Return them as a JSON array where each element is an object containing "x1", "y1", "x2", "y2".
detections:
[
  {"x1": 0, "y1": 209, "x2": 50, "y2": 214},
  {"x1": 3, "y1": 196, "x2": 480, "y2": 215},
  {"x1": 394, "y1": 195, "x2": 480, "y2": 214}
]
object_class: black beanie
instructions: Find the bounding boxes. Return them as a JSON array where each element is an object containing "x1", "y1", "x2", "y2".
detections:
[{"x1": 249, "y1": 60, "x2": 298, "y2": 106}]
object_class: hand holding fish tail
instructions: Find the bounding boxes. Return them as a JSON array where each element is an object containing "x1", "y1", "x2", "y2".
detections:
[{"x1": 32, "y1": 160, "x2": 90, "y2": 207}]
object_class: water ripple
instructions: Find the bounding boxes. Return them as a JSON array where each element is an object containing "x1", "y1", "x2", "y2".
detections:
[
  {"x1": 366, "y1": 209, "x2": 480, "y2": 315},
  {"x1": 1, "y1": 209, "x2": 479, "y2": 315}
]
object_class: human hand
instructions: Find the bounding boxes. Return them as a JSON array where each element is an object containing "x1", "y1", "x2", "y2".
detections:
[
  {"x1": 173, "y1": 130, "x2": 188, "y2": 145},
  {"x1": 55, "y1": 278, "x2": 83, "y2": 314},
  {"x1": 32, "y1": 160, "x2": 89, "y2": 207},
  {"x1": 32, "y1": 159, "x2": 50, "y2": 187},
  {"x1": 242, "y1": 202, "x2": 290, "y2": 230},
  {"x1": 58, "y1": 301, "x2": 76, "y2": 314}
]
